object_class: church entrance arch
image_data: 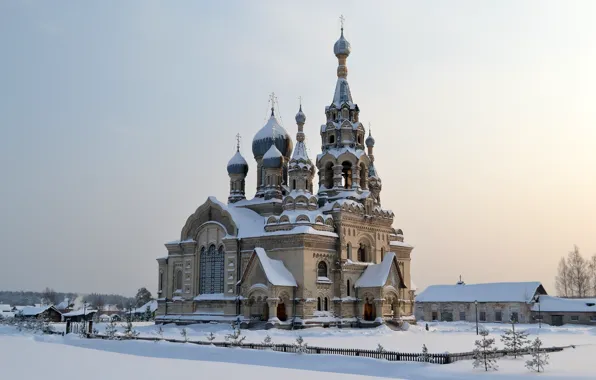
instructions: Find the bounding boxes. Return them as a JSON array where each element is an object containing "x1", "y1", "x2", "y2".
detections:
[{"x1": 276, "y1": 302, "x2": 287, "y2": 321}]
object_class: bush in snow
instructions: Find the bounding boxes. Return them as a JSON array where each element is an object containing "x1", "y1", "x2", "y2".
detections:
[
  {"x1": 418, "y1": 344, "x2": 431, "y2": 363},
  {"x1": 123, "y1": 321, "x2": 139, "y2": 339},
  {"x1": 525, "y1": 337, "x2": 549, "y2": 373},
  {"x1": 262, "y1": 334, "x2": 273, "y2": 346},
  {"x1": 500, "y1": 320, "x2": 530, "y2": 358},
  {"x1": 206, "y1": 331, "x2": 216, "y2": 344},
  {"x1": 180, "y1": 327, "x2": 188, "y2": 342},
  {"x1": 376, "y1": 343, "x2": 385, "y2": 352},
  {"x1": 225, "y1": 324, "x2": 246, "y2": 346},
  {"x1": 105, "y1": 320, "x2": 118, "y2": 339},
  {"x1": 293, "y1": 336, "x2": 308, "y2": 354},
  {"x1": 156, "y1": 325, "x2": 164, "y2": 340},
  {"x1": 472, "y1": 329, "x2": 499, "y2": 372}
]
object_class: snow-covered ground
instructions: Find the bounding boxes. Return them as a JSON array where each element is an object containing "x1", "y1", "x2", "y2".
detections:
[{"x1": 1, "y1": 322, "x2": 595, "y2": 379}]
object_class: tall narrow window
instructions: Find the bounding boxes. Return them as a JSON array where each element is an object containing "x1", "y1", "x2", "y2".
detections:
[
  {"x1": 159, "y1": 271, "x2": 164, "y2": 292},
  {"x1": 358, "y1": 244, "x2": 366, "y2": 262},
  {"x1": 324, "y1": 162, "x2": 334, "y2": 189},
  {"x1": 381, "y1": 247, "x2": 385, "y2": 258},
  {"x1": 292, "y1": 179, "x2": 296, "y2": 190},
  {"x1": 317, "y1": 297, "x2": 321, "y2": 311},
  {"x1": 199, "y1": 244, "x2": 224, "y2": 294},
  {"x1": 329, "y1": 134, "x2": 335, "y2": 144},
  {"x1": 347, "y1": 243, "x2": 352, "y2": 260},
  {"x1": 176, "y1": 270, "x2": 182, "y2": 290},
  {"x1": 359, "y1": 163, "x2": 366, "y2": 189},
  {"x1": 347, "y1": 279, "x2": 351, "y2": 297},
  {"x1": 324, "y1": 297, "x2": 329, "y2": 311}
]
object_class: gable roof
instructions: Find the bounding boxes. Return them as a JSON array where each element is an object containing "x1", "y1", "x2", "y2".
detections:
[
  {"x1": 416, "y1": 282, "x2": 545, "y2": 303},
  {"x1": 533, "y1": 295, "x2": 596, "y2": 312},
  {"x1": 239, "y1": 248, "x2": 297, "y2": 287},
  {"x1": 62, "y1": 308, "x2": 97, "y2": 317},
  {"x1": 355, "y1": 252, "x2": 406, "y2": 288},
  {"x1": 20, "y1": 305, "x2": 61, "y2": 316},
  {"x1": 132, "y1": 300, "x2": 158, "y2": 314},
  {"x1": 0, "y1": 304, "x2": 12, "y2": 312}
]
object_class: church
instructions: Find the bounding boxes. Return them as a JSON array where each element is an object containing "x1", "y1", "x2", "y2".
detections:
[{"x1": 155, "y1": 25, "x2": 415, "y2": 328}]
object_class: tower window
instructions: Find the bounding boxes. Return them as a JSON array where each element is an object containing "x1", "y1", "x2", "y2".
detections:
[
  {"x1": 357, "y1": 134, "x2": 362, "y2": 144},
  {"x1": 292, "y1": 179, "x2": 296, "y2": 190},
  {"x1": 347, "y1": 279, "x2": 351, "y2": 297},
  {"x1": 358, "y1": 244, "x2": 366, "y2": 262},
  {"x1": 324, "y1": 297, "x2": 329, "y2": 311},
  {"x1": 317, "y1": 261, "x2": 328, "y2": 277},
  {"x1": 324, "y1": 162, "x2": 334, "y2": 189},
  {"x1": 342, "y1": 161, "x2": 352, "y2": 189},
  {"x1": 317, "y1": 297, "x2": 322, "y2": 311},
  {"x1": 329, "y1": 134, "x2": 335, "y2": 144}
]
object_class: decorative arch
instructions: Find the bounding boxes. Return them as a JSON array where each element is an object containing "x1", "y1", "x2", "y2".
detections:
[
  {"x1": 279, "y1": 215, "x2": 290, "y2": 224},
  {"x1": 267, "y1": 216, "x2": 278, "y2": 225},
  {"x1": 315, "y1": 216, "x2": 325, "y2": 224},
  {"x1": 296, "y1": 214, "x2": 310, "y2": 223},
  {"x1": 180, "y1": 198, "x2": 236, "y2": 240}
]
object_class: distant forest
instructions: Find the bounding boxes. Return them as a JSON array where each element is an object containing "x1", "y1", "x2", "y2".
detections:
[{"x1": 0, "y1": 290, "x2": 135, "y2": 308}]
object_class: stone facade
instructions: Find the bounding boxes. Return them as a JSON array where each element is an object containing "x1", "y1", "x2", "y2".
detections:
[
  {"x1": 416, "y1": 302, "x2": 533, "y2": 324},
  {"x1": 155, "y1": 26, "x2": 415, "y2": 328}
]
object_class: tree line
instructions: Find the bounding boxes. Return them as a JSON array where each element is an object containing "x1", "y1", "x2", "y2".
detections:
[
  {"x1": 0, "y1": 288, "x2": 151, "y2": 308},
  {"x1": 555, "y1": 245, "x2": 596, "y2": 297}
]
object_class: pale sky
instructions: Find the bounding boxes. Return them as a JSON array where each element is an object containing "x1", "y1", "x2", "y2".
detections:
[{"x1": 1, "y1": 1, "x2": 595, "y2": 296}]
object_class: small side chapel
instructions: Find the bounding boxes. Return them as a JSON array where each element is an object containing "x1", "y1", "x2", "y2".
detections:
[{"x1": 155, "y1": 24, "x2": 415, "y2": 328}]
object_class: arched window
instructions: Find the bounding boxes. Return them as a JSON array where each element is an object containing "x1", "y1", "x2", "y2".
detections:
[
  {"x1": 358, "y1": 244, "x2": 366, "y2": 262},
  {"x1": 199, "y1": 244, "x2": 224, "y2": 294},
  {"x1": 329, "y1": 134, "x2": 335, "y2": 144},
  {"x1": 175, "y1": 270, "x2": 182, "y2": 290},
  {"x1": 324, "y1": 162, "x2": 334, "y2": 189},
  {"x1": 342, "y1": 161, "x2": 352, "y2": 189},
  {"x1": 347, "y1": 243, "x2": 352, "y2": 260},
  {"x1": 317, "y1": 297, "x2": 322, "y2": 311},
  {"x1": 292, "y1": 179, "x2": 296, "y2": 190},
  {"x1": 305, "y1": 179, "x2": 309, "y2": 190},
  {"x1": 324, "y1": 297, "x2": 329, "y2": 311},
  {"x1": 357, "y1": 134, "x2": 362, "y2": 144},
  {"x1": 317, "y1": 261, "x2": 328, "y2": 277},
  {"x1": 347, "y1": 279, "x2": 351, "y2": 297}
]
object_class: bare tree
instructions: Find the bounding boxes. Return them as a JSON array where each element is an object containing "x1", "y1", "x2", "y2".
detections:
[
  {"x1": 588, "y1": 254, "x2": 596, "y2": 297},
  {"x1": 555, "y1": 257, "x2": 571, "y2": 297},
  {"x1": 41, "y1": 287, "x2": 58, "y2": 305},
  {"x1": 567, "y1": 246, "x2": 589, "y2": 297}
]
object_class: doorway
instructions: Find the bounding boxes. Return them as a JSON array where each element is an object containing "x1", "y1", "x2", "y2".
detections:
[
  {"x1": 551, "y1": 315, "x2": 563, "y2": 326},
  {"x1": 277, "y1": 302, "x2": 287, "y2": 321},
  {"x1": 364, "y1": 302, "x2": 375, "y2": 321}
]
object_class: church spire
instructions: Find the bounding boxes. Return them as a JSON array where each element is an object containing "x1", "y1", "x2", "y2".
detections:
[{"x1": 286, "y1": 101, "x2": 315, "y2": 205}]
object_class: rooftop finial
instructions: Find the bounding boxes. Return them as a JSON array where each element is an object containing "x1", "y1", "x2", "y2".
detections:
[
  {"x1": 340, "y1": 14, "x2": 345, "y2": 34},
  {"x1": 368, "y1": 122, "x2": 372, "y2": 136},
  {"x1": 298, "y1": 95, "x2": 302, "y2": 111},
  {"x1": 269, "y1": 92, "x2": 277, "y2": 116},
  {"x1": 235, "y1": 133, "x2": 241, "y2": 152}
]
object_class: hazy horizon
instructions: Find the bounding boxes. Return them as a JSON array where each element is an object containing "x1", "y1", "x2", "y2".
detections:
[{"x1": 1, "y1": 1, "x2": 595, "y2": 297}]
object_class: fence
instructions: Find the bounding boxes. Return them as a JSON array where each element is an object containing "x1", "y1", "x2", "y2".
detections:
[{"x1": 86, "y1": 333, "x2": 566, "y2": 365}]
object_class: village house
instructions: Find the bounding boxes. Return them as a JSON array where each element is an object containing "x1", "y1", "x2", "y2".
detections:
[
  {"x1": 415, "y1": 281, "x2": 547, "y2": 324},
  {"x1": 18, "y1": 306, "x2": 62, "y2": 322},
  {"x1": 62, "y1": 308, "x2": 97, "y2": 322}
]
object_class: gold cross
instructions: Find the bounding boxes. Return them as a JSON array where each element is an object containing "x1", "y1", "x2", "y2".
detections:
[
  {"x1": 235, "y1": 133, "x2": 241, "y2": 152},
  {"x1": 340, "y1": 15, "x2": 345, "y2": 30}
]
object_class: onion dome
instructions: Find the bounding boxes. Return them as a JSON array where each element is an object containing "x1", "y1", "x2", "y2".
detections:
[
  {"x1": 262, "y1": 144, "x2": 283, "y2": 168},
  {"x1": 295, "y1": 104, "x2": 306, "y2": 125},
  {"x1": 366, "y1": 133, "x2": 375, "y2": 147},
  {"x1": 227, "y1": 151, "x2": 248, "y2": 175},
  {"x1": 334, "y1": 28, "x2": 351, "y2": 57},
  {"x1": 252, "y1": 109, "x2": 293, "y2": 159}
]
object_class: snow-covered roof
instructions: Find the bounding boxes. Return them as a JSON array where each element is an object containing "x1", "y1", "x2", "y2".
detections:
[
  {"x1": 332, "y1": 77, "x2": 353, "y2": 107},
  {"x1": 19, "y1": 306, "x2": 53, "y2": 316},
  {"x1": 0, "y1": 304, "x2": 12, "y2": 312},
  {"x1": 416, "y1": 282, "x2": 545, "y2": 303},
  {"x1": 132, "y1": 300, "x2": 158, "y2": 314},
  {"x1": 533, "y1": 295, "x2": 596, "y2": 312},
  {"x1": 193, "y1": 294, "x2": 240, "y2": 301},
  {"x1": 244, "y1": 248, "x2": 297, "y2": 287},
  {"x1": 56, "y1": 299, "x2": 70, "y2": 309},
  {"x1": 62, "y1": 308, "x2": 97, "y2": 317},
  {"x1": 355, "y1": 252, "x2": 403, "y2": 288},
  {"x1": 390, "y1": 240, "x2": 413, "y2": 249}
]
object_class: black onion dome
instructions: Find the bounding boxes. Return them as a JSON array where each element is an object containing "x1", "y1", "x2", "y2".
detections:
[
  {"x1": 252, "y1": 113, "x2": 293, "y2": 159},
  {"x1": 227, "y1": 151, "x2": 249, "y2": 175},
  {"x1": 295, "y1": 105, "x2": 306, "y2": 124},
  {"x1": 262, "y1": 144, "x2": 283, "y2": 168},
  {"x1": 366, "y1": 133, "x2": 375, "y2": 147}
]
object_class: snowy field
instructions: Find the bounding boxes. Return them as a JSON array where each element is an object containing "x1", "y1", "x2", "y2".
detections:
[{"x1": 1, "y1": 322, "x2": 595, "y2": 379}]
